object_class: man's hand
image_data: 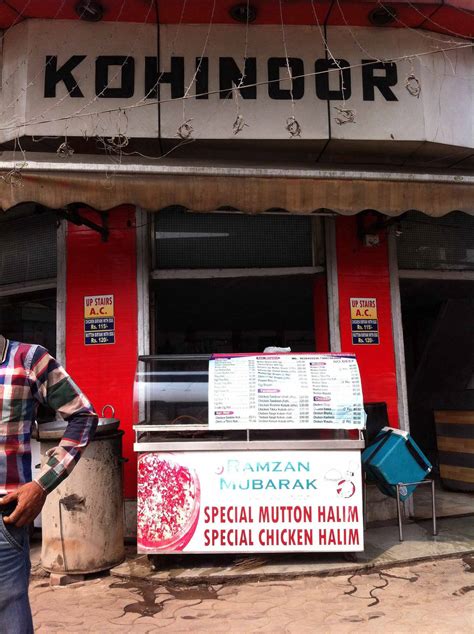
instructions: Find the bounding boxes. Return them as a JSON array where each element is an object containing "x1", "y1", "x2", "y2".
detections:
[{"x1": 0, "y1": 482, "x2": 47, "y2": 527}]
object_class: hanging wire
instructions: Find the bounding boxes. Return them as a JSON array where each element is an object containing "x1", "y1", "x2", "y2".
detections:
[
  {"x1": 333, "y1": 106, "x2": 356, "y2": 125},
  {"x1": 176, "y1": 119, "x2": 194, "y2": 140},
  {"x1": 180, "y1": 0, "x2": 217, "y2": 131},
  {"x1": 278, "y1": 0, "x2": 302, "y2": 137},
  {"x1": 405, "y1": 73, "x2": 422, "y2": 98},
  {"x1": 286, "y1": 116, "x2": 302, "y2": 137},
  {"x1": 232, "y1": 0, "x2": 252, "y2": 135},
  {"x1": 232, "y1": 114, "x2": 249, "y2": 135}
]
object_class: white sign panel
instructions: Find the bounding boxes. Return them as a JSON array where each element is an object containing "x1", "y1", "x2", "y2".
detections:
[
  {"x1": 208, "y1": 354, "x2": 365, "y2": 430},
  {"x1": 1, "y1": 20, "x2": 472, "y2": 148},
  {"x1": 137, "y1": 450, "x2": 363, "y2": 554}
]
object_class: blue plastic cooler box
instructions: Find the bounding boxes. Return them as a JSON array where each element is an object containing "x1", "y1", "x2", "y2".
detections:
[{"x1": 362, "y1": 427, "x2": 432, "y2": 501}]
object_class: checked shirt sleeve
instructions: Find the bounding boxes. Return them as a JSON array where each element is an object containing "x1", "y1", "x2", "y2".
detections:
[{"x1": 29, "y1": 346, "x2": 98, "y2": 493}]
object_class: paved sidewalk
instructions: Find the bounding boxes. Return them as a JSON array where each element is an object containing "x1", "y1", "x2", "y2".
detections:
[
  {"x1": 30, "y1": 556, "x2": 474, "y2": 633},
  {"x1": 111, "y1": 515, "x2": 474, "y2": 584}
]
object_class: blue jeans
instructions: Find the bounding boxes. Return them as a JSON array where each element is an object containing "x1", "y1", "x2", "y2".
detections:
[{"x1": 0, "y1": 516, "x2": 33, "y2": 634}]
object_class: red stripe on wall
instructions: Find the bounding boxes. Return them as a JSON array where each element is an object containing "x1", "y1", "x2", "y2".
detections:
[
  {"x1": 335, "y1": 216, "x2": 399, "y2": 427},
  {"x1": 65, "y1": 206, "x2": 138, "y2": 498}
]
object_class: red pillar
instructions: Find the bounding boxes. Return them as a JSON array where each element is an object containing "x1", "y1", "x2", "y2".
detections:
[
  {"x1": 65, "y1": 206, "x2": 138, "y2": 498},
  {"x1": 335, "y1": 217, "x2": 399, "y2": 427}
]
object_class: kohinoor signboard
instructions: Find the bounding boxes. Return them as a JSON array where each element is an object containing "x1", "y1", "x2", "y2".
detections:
[
  {"x1": 1, "y1": 21, "x2": 472, "y2": 147},
  {"x1": 137, "y1": 450, "x2": 364, "y2": 554}
]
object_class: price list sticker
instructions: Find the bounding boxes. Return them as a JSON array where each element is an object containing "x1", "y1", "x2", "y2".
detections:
[
  {"x1": 84, "y1": 294, "x2": 115, "y2": 345},
  {"x1": 350, "y1": 298, "x2": 379, "y2": 345},
  {"x1": 209, "y1": 354, "x2": 365, "y2": 430}
]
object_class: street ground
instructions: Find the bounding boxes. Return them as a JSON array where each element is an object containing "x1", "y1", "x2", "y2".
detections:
[{"x1": 30, "y1": 555, "x2": 474, "y2": 633}]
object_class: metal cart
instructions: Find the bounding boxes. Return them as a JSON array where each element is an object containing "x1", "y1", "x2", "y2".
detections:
[{"x1": 134, "y1": 354, "x2": 366, "y2": 555}]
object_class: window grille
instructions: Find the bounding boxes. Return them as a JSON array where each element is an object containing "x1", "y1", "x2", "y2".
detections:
[
  {"x1": 397, "y1": 212, "x2": 474, "y2": 271},
  {"x1": 0, "y1": 213, "x2": 57, "y2": 285},
  {"x1": 154, "y1": 207, "x2": 314, "y2": 269}
]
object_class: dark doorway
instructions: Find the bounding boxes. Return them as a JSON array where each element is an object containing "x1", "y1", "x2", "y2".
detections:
[
  {"x1": 152, "y1": 275, "x2": 317, "y2": 355},
  {"x1": 401, "y1": 278, "x2": 474, "y2": 510}
]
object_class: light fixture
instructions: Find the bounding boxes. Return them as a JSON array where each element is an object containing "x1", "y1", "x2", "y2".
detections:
[
  {"x1": 75, "y1": 0, "x2": 104, "y2": 22},
  {"x1": 368, "y1": 5, "x2": 397, "y2": 26},
  {"x1": 230, "y1": 3, "x2": 257, "y2": 23}
]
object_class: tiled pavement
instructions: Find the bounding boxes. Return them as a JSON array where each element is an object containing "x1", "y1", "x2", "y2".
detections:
[{"x1": 31, "y1": 556, "x2": 474, "y2": 633}]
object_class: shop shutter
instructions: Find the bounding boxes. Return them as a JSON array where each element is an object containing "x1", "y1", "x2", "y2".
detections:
[
  {"x1": 397, "y1": 212, "x2": 474, "y2": 271},
  {"x1": 0, "y1": 213, "x2": 57, "y2": 285},
  {"x1": 154, "y1": 207, "x2": 314, "y2": 269}
]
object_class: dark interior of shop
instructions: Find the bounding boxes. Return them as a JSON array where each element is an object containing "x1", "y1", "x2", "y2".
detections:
[
  {"x1": 0, "y1": 291, "x2": 57, "y2": 353},
  {"x1": 401, "y1": 279, "x2": 474, "y2": 467},
  {"x1": 153, "y1": 275, "x2": 316, "y2": 354}
]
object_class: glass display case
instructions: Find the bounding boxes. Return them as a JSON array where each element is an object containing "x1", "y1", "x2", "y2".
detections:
[
  {"x1": 135, "y1": 355, "x2": 210, "y2": 427},
  {"x1": 134, "y1": 354, "x2": 366, "y2": 555},
  {"x1": 134, "y1": 354, "x2": 366, "y2": 446}
]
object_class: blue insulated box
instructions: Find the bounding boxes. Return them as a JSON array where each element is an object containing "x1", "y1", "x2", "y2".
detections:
[{"x1": 362, "y1": 427, "x2": 432, "y2": 501}]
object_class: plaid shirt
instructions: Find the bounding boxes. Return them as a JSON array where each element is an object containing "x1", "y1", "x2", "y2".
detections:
[{"x1": 0, "y1": 337, "x2": 98, "y2": 495}]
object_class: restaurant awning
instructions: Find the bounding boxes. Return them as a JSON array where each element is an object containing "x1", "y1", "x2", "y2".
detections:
[{"x1": 1, "y1": 156, "x2": 473, "y2": 217}]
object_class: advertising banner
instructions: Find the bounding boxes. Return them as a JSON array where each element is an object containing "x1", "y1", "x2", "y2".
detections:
[
  {"x1": 137, "y1": 450, "x2": 363, "y2": 554},
  {"x1": 209, "y1": 354, "x2": 365, "y2": 430}
]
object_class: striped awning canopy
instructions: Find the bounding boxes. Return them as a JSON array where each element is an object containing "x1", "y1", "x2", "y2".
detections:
[{"x1": 0, "y1": 156, "x2": 473, "y2": 216}]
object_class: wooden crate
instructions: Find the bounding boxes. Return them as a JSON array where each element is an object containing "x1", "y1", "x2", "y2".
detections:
[{"x1": 434, "y1": 410, "x2": 474, "y2": 491}]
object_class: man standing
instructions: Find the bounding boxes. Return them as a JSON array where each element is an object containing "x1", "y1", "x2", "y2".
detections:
[{"x1": 0, "y1": 335, "x2": 98, "y2": 633}]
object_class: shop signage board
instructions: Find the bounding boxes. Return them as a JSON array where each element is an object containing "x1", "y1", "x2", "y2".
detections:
[
  {"x1": 84, "y1": 294, "x2": 115, "y2": 345},
  {"x1": 137, "y1": 450, "x2": 364, "y2": 554},
  {"x1": 1, "y1": 21, "x2": 471, "y2": 148},
  {"x1": 350, "y1": 298, "x2": 379, "y2": 345},
  {"x1": 208, "y1": 354, "x2": 365, "y2": 430}
]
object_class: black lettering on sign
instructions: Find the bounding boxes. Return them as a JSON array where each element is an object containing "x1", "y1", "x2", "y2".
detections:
[
  {"x1": 315, "y1": 59, "x2": 351, "y2": 100},
  {"x1": 195, "y1": 57, "x2": 209, "y2": 99},
  {"x1": 95, "y1": 56, "x2": 135, "y2": 98},
  {"x1": 219, "y1": 58, "x2": 257, "y2": 99},
  {"x1": 145, "y1": 56, "x2": 185, "y2": 99},
  {"x1": 44, "y1": 55, "x2": 86, "y2": 98},
  {"x1": 268, "y1": 58, "x2": 304, "y2": 100},
  {"x1": 362, "y1": 61, "x2": 398, "y2": 101}
]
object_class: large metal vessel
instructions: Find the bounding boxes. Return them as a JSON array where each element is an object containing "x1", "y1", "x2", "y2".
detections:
[{"x1": 39, "y1": 412, "x2": 125, "y2": 574}]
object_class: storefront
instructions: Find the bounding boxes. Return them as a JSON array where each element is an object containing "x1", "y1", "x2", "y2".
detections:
[{"x1": 0, "y1": 2, "x2": 473, "y2": 532}]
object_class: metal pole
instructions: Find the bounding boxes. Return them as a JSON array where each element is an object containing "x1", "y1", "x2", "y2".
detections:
[
  {"x1": 363, "y1": 473, "x2": 367, "y2": 530},
  {"x1": 396, "y1": 484, "x2": 403, "y2": 542},
  {"x1": 431, "y1": 479, "x2": 437, "y2": 536}
]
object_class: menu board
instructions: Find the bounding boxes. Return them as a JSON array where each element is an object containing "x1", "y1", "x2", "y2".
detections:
[{"x1": 208, "y1": 354, "x2": 365, "y2": 430}]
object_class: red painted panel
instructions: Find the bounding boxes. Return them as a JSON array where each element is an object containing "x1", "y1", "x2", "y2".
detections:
[
  {"x1": 5, "y1": 0, "x2": 74, "y2": 20},
  {"x1": 313, "y1": 275, "x2": 330, "y2": 353},
  {"x1": 424, "y1": 5, "x2": 474, "y2": 38},
  {"x1": 4, "y1": 0, "x2": 471, "y2": 38},
  {"x1": 4, "y1": 0, "x2": 157, "y2": 22},
  {"x1": 0, "y1": 5, "x2": 23, "y2": 29},
  {"x1": 335, "y1": 216, "x2": 399, "y2": 428},
  {"x1": 65, "y1": 206, "x2": 138, "y2": 498},
  {"x1": 159, "y1": 0, "x2": 328, "y2": 25},
  {"x1": 327, "y1": 0, "x2": 441, "y2": 28}
]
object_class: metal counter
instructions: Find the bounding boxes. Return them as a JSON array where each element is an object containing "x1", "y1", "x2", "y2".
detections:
[{"x1": 134, "y1": 424, "x2": 365, "y2": 452}]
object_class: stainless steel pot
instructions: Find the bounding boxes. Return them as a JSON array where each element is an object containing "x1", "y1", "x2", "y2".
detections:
[{"x1": 34, "y1": 405, "x2": 120, "y2": 440}]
